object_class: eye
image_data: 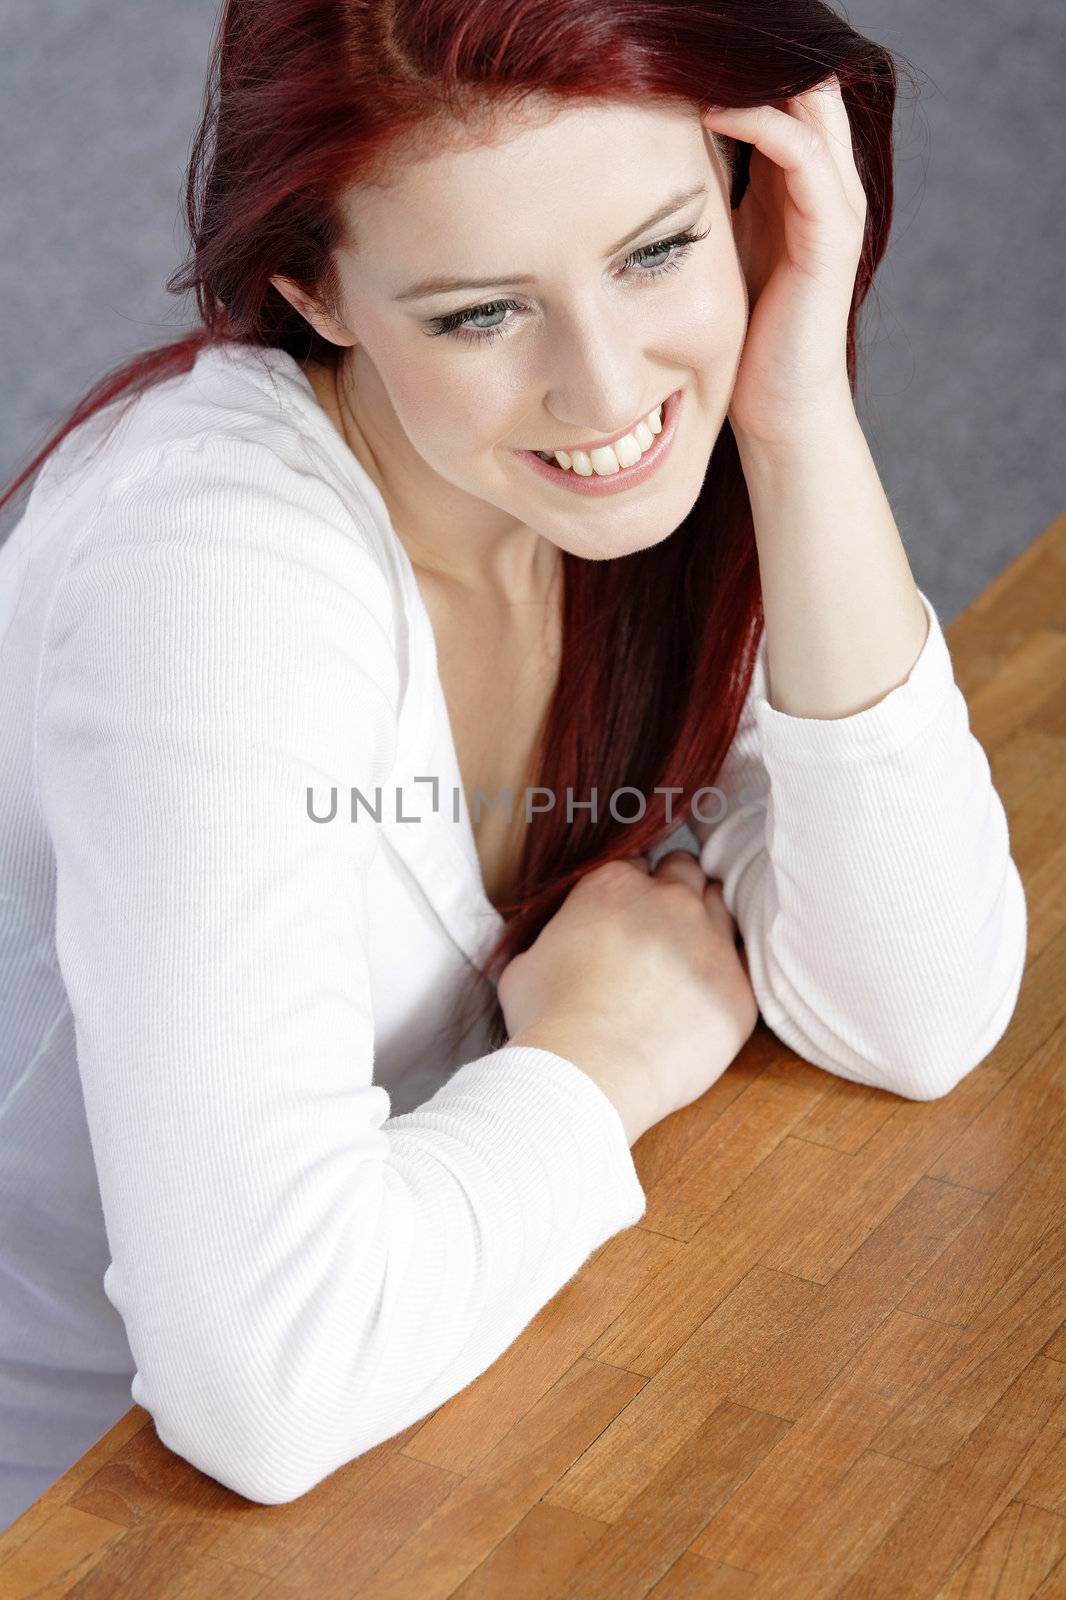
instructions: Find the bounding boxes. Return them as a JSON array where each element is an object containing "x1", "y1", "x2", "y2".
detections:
[{"x1": 424, "y1": 223, "x2": 711, "y2": 347}]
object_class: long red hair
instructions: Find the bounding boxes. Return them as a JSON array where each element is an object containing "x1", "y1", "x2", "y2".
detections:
[{"x1": 2, "y1": 0, "x2": 910, "y2": 1057}]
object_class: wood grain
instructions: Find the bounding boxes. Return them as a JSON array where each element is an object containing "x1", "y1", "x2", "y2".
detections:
[{"x1": 2, "y1": 511, "x2": 1063, "y2": 1600}]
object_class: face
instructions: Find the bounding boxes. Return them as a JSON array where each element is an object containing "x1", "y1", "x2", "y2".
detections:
[{"x1": 274, "y1": 97, "x2": 749, "y2": 592}]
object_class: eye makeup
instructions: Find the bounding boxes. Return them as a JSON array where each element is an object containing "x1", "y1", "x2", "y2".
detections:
[{"x1": 423, "y1": 223, "x2": 711, "y2": 346}]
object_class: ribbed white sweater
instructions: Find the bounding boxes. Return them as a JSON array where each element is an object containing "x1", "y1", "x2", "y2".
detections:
[{"x1": 0, "y1": 342, "x2": 1026, "y2": 1529}]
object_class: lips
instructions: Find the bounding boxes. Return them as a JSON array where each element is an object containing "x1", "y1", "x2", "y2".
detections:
[
  {"x1": 525, "y1": 394, "x2": 670, "y2": 462},
  {"x1": 515, "y1": 387, "x2": 684, "y2": 498}
]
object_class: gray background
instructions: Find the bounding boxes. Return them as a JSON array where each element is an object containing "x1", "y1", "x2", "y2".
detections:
[{"x1": 2, "y1": 0, "x2": 1063, "y2": 623}]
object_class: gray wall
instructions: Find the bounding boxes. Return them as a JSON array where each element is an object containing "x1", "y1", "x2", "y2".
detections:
[{"x1": 2, "y1": 0, "x2": 1063, "y2": 623}]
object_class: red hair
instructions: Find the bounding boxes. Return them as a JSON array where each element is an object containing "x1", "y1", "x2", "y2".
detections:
[{"x1": 1, "y1": 0, "x2": 912, "y2": 1057}]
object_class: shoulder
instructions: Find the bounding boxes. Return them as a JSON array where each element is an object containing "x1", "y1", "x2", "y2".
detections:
[
  {"x1": 41, "y1": 342, "x2": 329, "y2": 493},
  {"x1": 39, "y1": 422, "x2": 404, "y2": 747},
  {"x1": 45, "y1": 344, "x2": 401, "y2": 650},
  {"x1": 39, "y1": 344, "x2": 388, "y2": 572}
]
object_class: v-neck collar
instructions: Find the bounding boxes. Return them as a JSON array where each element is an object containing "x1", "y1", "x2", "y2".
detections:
[
  {"x1": 232, "y1": 343, "x2": 509, "y2": 969},
  {"x1": 375, "y1": 515, "x2": 511, "y2": 967}
]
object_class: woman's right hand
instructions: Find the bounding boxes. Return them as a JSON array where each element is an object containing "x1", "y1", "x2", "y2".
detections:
[{"x1": 497, "y1": 850, "x2": 759, "y2": 1135}]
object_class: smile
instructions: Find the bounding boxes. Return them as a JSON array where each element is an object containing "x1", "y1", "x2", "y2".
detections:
[{"x1": 513, "y1": 389, "x2": 683, "y2": 497}]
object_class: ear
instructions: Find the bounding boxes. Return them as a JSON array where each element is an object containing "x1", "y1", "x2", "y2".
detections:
[{"x1": 269, "y1": 274, "x2": 353, "y2": 346}]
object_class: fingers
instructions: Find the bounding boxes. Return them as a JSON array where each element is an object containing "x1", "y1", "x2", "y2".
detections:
[
  {"x1": 702, "y1": 878, "x2": 736, "y2": 936},
  {"x1": 633, "y1": 847, "x2": 740, "y2": 949},
  {"x1": 700, "y1": 77, "x2": 862, "y2": 234},
  {"x1": 700, "y1": 100, "x2": 832, "y2": 228},
  {"x1": 652, "y1": 850, "x2": 735, "y2": 926},
  {"x1": 786, "y1": 75, "x2": 867, "y2": 217},
  {"x1": 650, "y1": 848, "x2": 707, "y2": 894},
  {"x1": 627, "y1": 849, "x2": 736, "y2": 932}
]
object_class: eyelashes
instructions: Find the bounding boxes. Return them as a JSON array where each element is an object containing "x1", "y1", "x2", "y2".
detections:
[{"x1": 424, "y1": 223, "x2": 712, "y2": 346}]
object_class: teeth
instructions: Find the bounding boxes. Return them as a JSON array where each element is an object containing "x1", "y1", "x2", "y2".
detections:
[{"x1": 534, "y1": 399, "x2": 666, "y2": 474}]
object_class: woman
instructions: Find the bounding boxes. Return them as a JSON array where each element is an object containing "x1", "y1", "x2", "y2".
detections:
[{"x1": 0, "y1": 0, "x2": 1026, "y2": 1525}]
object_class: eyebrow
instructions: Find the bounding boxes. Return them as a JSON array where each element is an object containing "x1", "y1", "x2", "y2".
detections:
[{"x1": 391, "y1": 183, "x2": 709, "y2": 303}]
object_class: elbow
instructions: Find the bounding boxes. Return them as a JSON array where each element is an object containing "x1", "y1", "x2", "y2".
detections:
[
  {"x1": 146, "y1": 1391, "x2": 326, "y2": 1507},
  {"x1": 204, "y1": 1463, "x2": 319, "y2": 1510},
  {"x1": 767, "y1": 950, "x2": 1028, "y2": 1105},
  {"x1": 901, "y1": 1003, "x2": 1024, "y2": 1102},
  {"x1": 138, "y1": 1346, "x2": 372, "y2": 1508},
  {"x1": 875, "y1": 951, "x2": 1027, "y2": 1104},
  {"x1": 138, "y1": 1313, "x2": 424, "y2": 1507},
  {"x1": 149, "y1": 1396, "x2": 354, "y2": 1508},
  {"x1": 828, "y1": 861, "x2": 1028, "y2": 1103},
  {"x1": 834, "y1": 1009, "x2": 1018, "y2": 1104},
  {"x1": 759, "y1": 967, "x2": 1028, "y2": 1106},
  {"x1": 207, "y1": 1432, "x2": 329, "y2": 1508},
  {"x1": 904, "y1": 865, "x2": 1029, "y2": 1102}
]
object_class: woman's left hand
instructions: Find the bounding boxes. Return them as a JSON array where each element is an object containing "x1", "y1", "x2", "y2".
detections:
[{"x1": 702, "y1": 75, "x2": 868, "y2": 449}]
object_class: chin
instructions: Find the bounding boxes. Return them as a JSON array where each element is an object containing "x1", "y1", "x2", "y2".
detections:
[{"x1": 558, "y1": 517, "x2": 685, "y2": 563}]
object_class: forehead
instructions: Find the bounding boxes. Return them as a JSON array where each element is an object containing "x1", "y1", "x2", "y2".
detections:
[{"x1": 339, "y1": 97, "x2": 712, "y2": 238}]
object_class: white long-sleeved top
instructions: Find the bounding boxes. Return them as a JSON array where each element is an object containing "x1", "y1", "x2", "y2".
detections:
[{"x1": 0, "y1": 340, "x2": 1026, "y2": 1530}]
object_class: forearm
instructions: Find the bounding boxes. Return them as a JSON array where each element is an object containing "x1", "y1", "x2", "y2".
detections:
[{"x1": 734, "y1": 404, "x2": 930, "y2": 721}]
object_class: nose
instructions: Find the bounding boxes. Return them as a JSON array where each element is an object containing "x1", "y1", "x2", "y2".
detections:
[{"x1": 541, "y1": 307, "x2": 652, "y2": 448}]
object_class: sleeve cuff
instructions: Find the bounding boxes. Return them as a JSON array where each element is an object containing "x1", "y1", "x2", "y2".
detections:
[
  {"x1": 752, "y1": 588, "x2": 956, "y2": 764},
  {"x1": 426, "y1": 1044, "x2": 647, "y2": 1238}
]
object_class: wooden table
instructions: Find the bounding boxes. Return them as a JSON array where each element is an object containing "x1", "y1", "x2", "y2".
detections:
[{"x1": 2, "y1": 513, "x2": 1064, "y2": 1600}]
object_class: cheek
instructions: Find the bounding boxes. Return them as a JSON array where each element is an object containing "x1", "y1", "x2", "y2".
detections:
[
  {"x1": 344, "y1": 324, "x2": 459, "y2": 446},
  {"x1": 348, "y1": 318, "x2": 511, "y2": 468},
  {"x1": 408, "y1": 364, "x2": 528, "y2": 452},
  {"x1": 388, "y1": 360, "x2": 521, "y2": 478},
  {"x1": 382, "y1": 357, "x2": 483, "y2": 449},
  {"x1": 668, "y1": 274, "x2": 748, "y2": 376}
]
